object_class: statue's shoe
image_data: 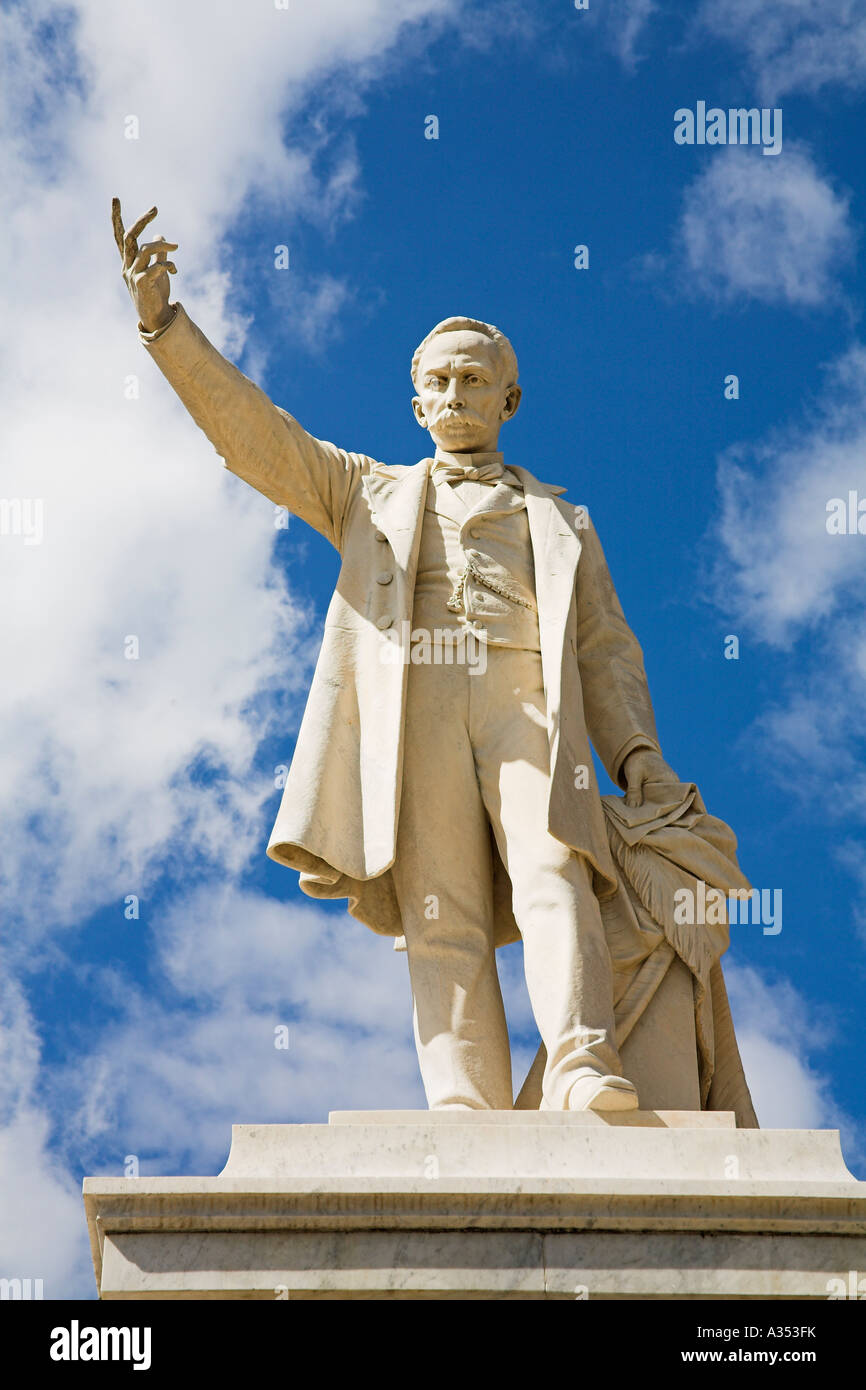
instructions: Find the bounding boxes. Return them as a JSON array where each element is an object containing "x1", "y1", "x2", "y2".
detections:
[{"x1": 567, "y1": 1072, "x2": 639, "y2": 1112}]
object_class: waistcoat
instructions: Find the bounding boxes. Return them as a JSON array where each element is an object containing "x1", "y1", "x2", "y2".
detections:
[{"x1": 412, "y1": 470, "x2": 541, "y2": 650}]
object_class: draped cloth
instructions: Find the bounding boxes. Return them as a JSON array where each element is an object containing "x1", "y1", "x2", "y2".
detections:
[{"x1": 516, "y1": 782, "x2": 759, "y2": 1127}]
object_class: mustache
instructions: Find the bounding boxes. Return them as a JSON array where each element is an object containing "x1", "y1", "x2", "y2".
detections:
[{"x1": 434, "y1": 406, "x2": 485, "y2": 426}]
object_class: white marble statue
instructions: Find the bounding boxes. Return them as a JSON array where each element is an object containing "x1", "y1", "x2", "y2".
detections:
[{"x1": 112, "y1": 199, "x2": 756, "y2": 1121}]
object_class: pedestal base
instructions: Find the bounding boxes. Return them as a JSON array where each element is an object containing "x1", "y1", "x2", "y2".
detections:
[{"x1": 83, "y1": 1111, "x2": 866, "y2": 1299}]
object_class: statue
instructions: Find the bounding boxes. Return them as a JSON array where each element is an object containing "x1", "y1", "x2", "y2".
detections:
[{"x1": 112, "y1": 200, "x2": 757, "y2": 1123}]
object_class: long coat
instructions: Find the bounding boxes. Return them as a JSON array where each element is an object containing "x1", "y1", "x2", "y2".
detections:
[{"x1": 144, "y1": 305, "x2": 662, "y2": 945}]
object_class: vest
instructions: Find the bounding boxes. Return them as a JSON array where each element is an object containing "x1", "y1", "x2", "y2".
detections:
[{"x1": 412, "y1": 472, "x2": 541, "y2": 650}]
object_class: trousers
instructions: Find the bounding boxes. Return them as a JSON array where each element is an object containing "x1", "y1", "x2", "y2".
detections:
[{"x1": 391, "y1": 644, "x2": 623, "y2": 1110}]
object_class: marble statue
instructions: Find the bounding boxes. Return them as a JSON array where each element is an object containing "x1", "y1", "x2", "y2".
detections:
[{"x1": 112, "y1": 199, "x2": 757, "y2": 1122}]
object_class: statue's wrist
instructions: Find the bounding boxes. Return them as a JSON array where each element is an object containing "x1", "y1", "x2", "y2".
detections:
[
  {"x1": 624, "y1": 745, "x2": 655, "y2": 769},
  {"x1": 139, "y1": 303, "x2": 177, "y2": 336}
]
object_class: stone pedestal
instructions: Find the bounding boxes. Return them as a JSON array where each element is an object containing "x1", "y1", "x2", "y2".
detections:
[{"x1": 83, "y1": 1111, "x2": 866, "y2": 1299}]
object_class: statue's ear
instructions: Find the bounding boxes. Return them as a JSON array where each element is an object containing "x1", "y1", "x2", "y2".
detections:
[
  {"x1": 411, "y1": 395, "x2": 427, "y2": 429},
  {"x1": 502, "y1": 384, "x2": 522, "y2": 421}
]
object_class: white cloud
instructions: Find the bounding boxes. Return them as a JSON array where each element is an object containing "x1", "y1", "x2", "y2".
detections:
[
  {"x1": 267, "y1": 272, "x2": 358, "y2": 355},
  {"x1": 695, "y1": 0, "x2": 866, "y2": 102},
  {"x1": 711, "y1": 343, "x2": 866, "y2": 850},
  {"x1": 0, "y1": 975, "x2": 95, "y2": 1298},
  {"x1": 714, "y1": 345, "x2": 866, "y2": 641},
  {"x1": 605, "y1": 0, "x2": 658, "y2": 72},
  {"x1": 675, "y1": 146, "x2": 855, "y2": 308},
  {"x1": 455, "y1": 0, "x2": 657, "y2": 72},
  {"x1": 457, "y1": 0, "x2": 543, "y2": 52},
  {"x1": 557, "y1": 0, "x2": 657, "y2": 72},
  {"x1": 834, "y1": 841, "x2": 866, "y2": 944}
]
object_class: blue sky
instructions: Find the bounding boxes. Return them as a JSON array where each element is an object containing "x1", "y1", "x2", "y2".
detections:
[{"x1": 2, "y1": 0, "x2": 866, "y2": 1297}]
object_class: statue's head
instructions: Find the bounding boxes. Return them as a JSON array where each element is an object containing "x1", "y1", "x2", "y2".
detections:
[{"x1": 411, "y1": 317, "x2": 521, "y2": 454}]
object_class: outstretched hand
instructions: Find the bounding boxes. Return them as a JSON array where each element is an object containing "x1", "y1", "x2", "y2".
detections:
[{"x1": 112, "y1": 198, "x2": 178, "y2": 334}]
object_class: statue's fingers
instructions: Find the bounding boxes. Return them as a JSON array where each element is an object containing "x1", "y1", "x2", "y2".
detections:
[
  {"x1": 111, "y1": 197, "x2": 125, "y2": 256},
  {"x1": 624, "y1": 777, "x2": 645, "y2": 808},
  {"x1": 123, "y1": 206, "x2": 158, "y2": 262},
  {"x1": 131, "y1": 240, "x2": 178, "y2": 273},
  {"x1": 153, "y1": 237, "x2": 177, "y2": 264},
  {"x1": 139, "y1": 260, "x2": 177, "y2": 278}
]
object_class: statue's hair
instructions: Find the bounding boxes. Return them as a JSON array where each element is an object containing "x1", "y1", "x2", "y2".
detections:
[{"x1": 411, "y1": 317, "x2": 519, "y2": 390}]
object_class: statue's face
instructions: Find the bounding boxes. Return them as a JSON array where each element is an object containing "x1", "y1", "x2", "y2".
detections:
[{"x1": 412, "y1": 330, "x2": 521, "y2": 453}]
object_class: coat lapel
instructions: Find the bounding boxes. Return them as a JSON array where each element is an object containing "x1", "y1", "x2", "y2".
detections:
[
  {"x1": 361, "y1": 460, "x2": 431, "y2": 572},
  {"x1": 426, "y1": 474, "x2": 469, "y2": 525},
  {"x1": 464, "y1": 479, "x2": 527, "y2": 522},
  {"x1": 512, "y1": 466, "x2": 581, "y2": 722}
]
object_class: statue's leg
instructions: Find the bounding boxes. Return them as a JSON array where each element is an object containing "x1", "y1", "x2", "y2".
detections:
[
  {"x1": 472, "y1": 646, "x2": 632, "y2": 1111},
  {"x1": 392, "y1": 656, "x2": 512, "y2": 1110}
]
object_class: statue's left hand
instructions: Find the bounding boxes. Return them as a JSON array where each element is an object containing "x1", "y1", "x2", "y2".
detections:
[{"x1": 622, "y1": 748, "x2": 680, "y2": 809}]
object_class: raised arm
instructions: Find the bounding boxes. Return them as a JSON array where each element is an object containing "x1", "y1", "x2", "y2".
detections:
[{"x1": 112, "y1": 199, "x2": 366, "y2": 548}]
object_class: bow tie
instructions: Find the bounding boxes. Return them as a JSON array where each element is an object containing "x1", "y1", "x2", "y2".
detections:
[
  {"x1": 434, "y1": 460, "x2": 505, "y2": 484},
  {"x1": 433, "y1": 453, "x2": 522, "y2": 487}
]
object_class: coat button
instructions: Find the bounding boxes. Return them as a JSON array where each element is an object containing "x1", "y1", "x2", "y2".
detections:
[
  {"x1": 375, "y1": 531, "x2": 388, "y2": 542},
  {"x1": 376, "y1": 572, "x2": 393, "y2": 585},
  {"x1": 376, "y1": 615, "x2": 393, "y2": 630}
]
